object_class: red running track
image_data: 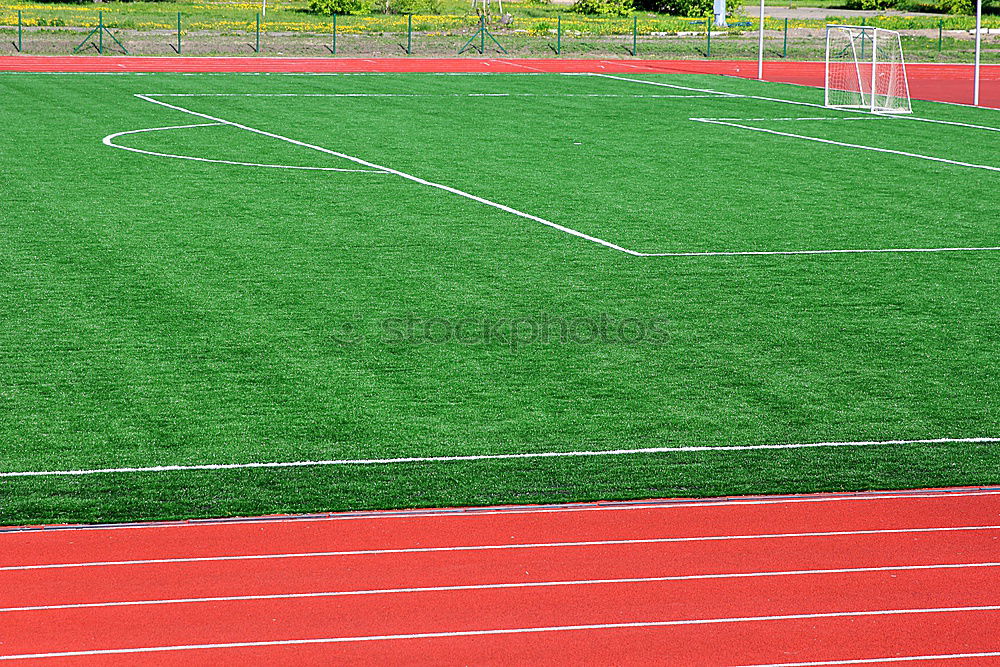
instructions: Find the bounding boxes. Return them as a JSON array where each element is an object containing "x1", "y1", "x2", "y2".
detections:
[
  {"x1": 0, "y1": 56, "x2": 997, "y2": 107},
  {"x1": 2, "y1": 487, "x2": 1000, "y2": 664}
]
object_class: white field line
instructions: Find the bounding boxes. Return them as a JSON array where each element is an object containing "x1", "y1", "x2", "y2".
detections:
[
  {"x1": 6, "y1": 489, "x2": 998, "y2": 533},
  {"x1": 693, "y1": 118, "x2": 1000, "y2": 173},
  {"x1": 2, "y1": 606, "x2": 999, "y2": 660},
  {"x1": 102, "y1": 123, "x2": 387, "y2": 173},
  {"x1": 639, "y1": 245, "x2": 1000, "y2": 257},
  {"x1": 131, "y1": 94, "x2": 641, "y2": 257},
  {"x1": 5, "y1": 437, "x2": 1000, "y2": 479},
  {"x1": 4, "y1": 562, "x2": 998, "y2": 614},
  {"x1": 736, "y1": 653, "x2": 1000, "y2": 667},
  {"x1": 4, "y1": 525, "x2": 999, "y2": 572},
  {"x1": 141, "y1": 92, "x2": 722, "y2": 99},
  {"x1": 589, "y1": 72, "x2": 1000, "y2": 132}
]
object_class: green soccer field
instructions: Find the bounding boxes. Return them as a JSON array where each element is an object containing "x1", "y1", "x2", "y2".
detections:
[{"x1": 1, "y1": 70, "x2": 998, "y2": 525}]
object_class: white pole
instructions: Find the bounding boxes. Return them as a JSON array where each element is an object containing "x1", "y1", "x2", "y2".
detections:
[
  {"x1": 262, "y1": 0, "x2": 266, "y2": 17},
  {"x1": 974, "y1": 0, "x2": 982, "y2": 106},
  {"x1": 757, "y1": 0, "x2": 765, "y2": 79}
]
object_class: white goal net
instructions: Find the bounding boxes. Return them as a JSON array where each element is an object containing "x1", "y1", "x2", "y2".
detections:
[{"x1": 825, "y1": 25, "x2": 911, "y2": 114}]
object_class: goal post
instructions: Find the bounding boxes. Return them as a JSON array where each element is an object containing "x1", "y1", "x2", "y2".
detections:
[{"x1": 825, "y1": 25, "x2": 911, "y2": 114}]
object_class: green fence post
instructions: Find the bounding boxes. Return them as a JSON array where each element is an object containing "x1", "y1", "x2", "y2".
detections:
[
  {"x1": 706, "y1": 17, "x2": 711, "y2": 58},
  {"x1": 481, "y1": 14, "x2": 485, "y2": 55},
  {"x1": 632, "y1": 14, "x2": 637, "y2": 56},
  {"x1": 177, "y1": 12, "x2": 182, "y2": 55},
  {"x1": 332, "y1": 14, "x2": 337, "y2": 54},
  {"x1": 938, "y1": 19, "x2": 943, "y2": 51},
  {"x1": 17, "y1": 10, "x2": 22, "y2": 52},
  {"x1": 407, "y1": 13, "x2": 412, "y2": 55},
  {"x1": 782, "y1": 17, "x2": 787, "y2": 57},
  {"x1": 860, "y1": 16, "x2": 865, "y2": 59},
  {"x1": 99, "y1": 11, "x2": 104, "y2": 55},
  {"x1": 557, "y1": 14, "x2": 561, "y2": 56},
  {"x1": 255, "y1": 13, "x2": 260, "y2": 53}
]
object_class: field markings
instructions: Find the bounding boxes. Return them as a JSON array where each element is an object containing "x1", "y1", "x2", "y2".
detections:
[
  {"x1": 4, "y1": 525, "x2": 1000, "y2": 571},
  {"x1": 101, "y1": 85, "x2": 1000, "y2": 258},
  {"x1": 4, "y1": 437, "x2": 1000, "y2": 479},
  {"x1": 130, "y1": 93, "x2": 643, "y2": 256},
  {"x1": 140, "y1": 92, "x2": 721, "y2": 99},
  {"x1": 103, "y1": 123, "x2": 388, "y2": 173},
  {"x1": 3, "y1": 562, "x2": 998, "y2": 613},
  {"x1": 692, "y1": 118, "x2": 1000, "y2": 173},
  {"x1": 2, "y1": 606, "x2": 998, "y2": 660}
]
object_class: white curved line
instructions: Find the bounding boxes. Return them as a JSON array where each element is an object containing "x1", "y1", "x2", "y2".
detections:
[{"x1": 102, "y1": 123, "x2": 387, "y2": 173}]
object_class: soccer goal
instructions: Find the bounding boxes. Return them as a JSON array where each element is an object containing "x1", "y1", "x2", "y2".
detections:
[{"x1": 825, "y1": 25, "x2": 912, "y2": 114}]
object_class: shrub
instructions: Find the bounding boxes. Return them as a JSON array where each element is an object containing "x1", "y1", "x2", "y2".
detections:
[
  {"x1": 935, "y1": 0, "x2": 974, "y2": 13},
  {"x1": 375, "y1": 0, "x2": 444, "y2": 14},
  {"x1": 634, "y1": 0, "x2": 740, "y2": 17},
  {"x1": 309, "y1": 0, "x2": 370, "y2": 16},
  {"x1": 569, "y1": 0, "x2": 635, "y2": 17},
  {"x1": 843, "y1": 0, "x2": 898, "y2": 10}
]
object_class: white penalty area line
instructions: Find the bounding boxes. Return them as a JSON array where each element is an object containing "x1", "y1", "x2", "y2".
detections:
[
  {"x1": 102, "y1": 123, "x2": 387, "y2": 173},
  {"x1": 5, "y1": 525, "x2": 1000, "y2": 572},
  {"x1": 2, "y1": 606, "x2": 999, "y2": 661},
  {"x1": 130, "y1": 94, "x2": 642, "y2": 257},
  {"x1": 4, "y1": 437, "x2": 998, "y2": 478},
  {"x1": 693, "y1": 118, "x2": 1000, "y2": 173},
  {"x1": 5, "y1": 562, "x2": 999, "y2": 613}
]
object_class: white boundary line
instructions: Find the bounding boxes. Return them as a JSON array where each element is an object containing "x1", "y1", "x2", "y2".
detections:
[
  {"x1": 102, "y1": 123, "x2": 388, "y2": 173},
  {"x1": 736, "y1": 653, "x2": 1000, "y2": 667},
  {"x1": 140, "y1": 92, "x2": 722, "y2": 99},
  {"x1": 131, "y1": 93, "x2": 643, "y2": 256},
  {"x1": 4, "y1": 437, "x2": 999, "y2": 478},
  {"x1": 2, "y1": 606, "x2": 998, "y2": 660},
  {"x1": 101, "y1": 82, "x2": 1000, "y2": 258},
  {"x1": 5, "y1": 525, "x2": 999, "y2": 571},
  {"x1": 693, "y1": 118, "x2": 1000, "y2": 173},
  {"x1": 4, "y1": 562, "x2": 998, "y2": 613}
]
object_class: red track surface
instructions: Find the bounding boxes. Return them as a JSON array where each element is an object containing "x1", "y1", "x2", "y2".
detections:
[
  {"x1": 2, "y1": 488, "x2": 1000, "y2": 664},
  {"x1": 1, "y1": 56, "x2": 997, "y2": 107}
]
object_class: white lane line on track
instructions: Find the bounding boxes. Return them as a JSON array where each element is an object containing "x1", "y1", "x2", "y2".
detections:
[
  {"x1": 3, "y1": 489, "x2": 999, "y2": 533},
  {"x1": 4, "y1": 562, "x2": 998, "y2": 614},
  {"x1": 4, "y1": 525, "x2": 998, "y2": 571},
  {"x1": 735, "y1": 652, "x2": 1000, "y2": 666},
  {"x1": 2, "y1": 606, "x2": 999, "y2": 660},
  {"x1": 5, "y1": 437, "x2": 999, "y2": 478}
]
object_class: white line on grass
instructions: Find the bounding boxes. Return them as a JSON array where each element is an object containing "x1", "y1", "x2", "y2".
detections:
[
  {"x1": 693, "y1": 119, "x2": 1000, "y2": 173},
  {"x1": 102, "y1": 123, "x2": 388, "y2": 172},
  {"x1": 4, "y1": 562, "x2": 998, "y2": 613},
  {"x1": 10, "y1": 437, "x2": 1000, "y2": 477},
  {"x1": 131, "y1": 94, "x2": 642, "y2": 256},
  {"x1": 141, "y1": 92, "x2": 722, "y2": 99},
  {"x1": 2, "y1": 606, "x2": 999, "y2": 660},
  {"x1": 4, "y1": 525, "x2": 999, "y2": 571},
  {"x1": 4, "y1": 437, "x2": 999, "y2": 478}
]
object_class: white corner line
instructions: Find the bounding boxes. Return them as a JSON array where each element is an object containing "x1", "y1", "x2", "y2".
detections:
[
  {"x1": 3, "y1": 562, "x2": 999, "y2": 613},
  {"x1": 2, "y1": 606, "x2": 999, "y2": 660},
  {"x1": 4, "y1": 437, "x2": 999, "y2": 479}
]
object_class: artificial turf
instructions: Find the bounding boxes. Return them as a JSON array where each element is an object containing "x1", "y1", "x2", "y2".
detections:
[{"x1": 1, "y1": 71, "x2": 998, "y2": 524}]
